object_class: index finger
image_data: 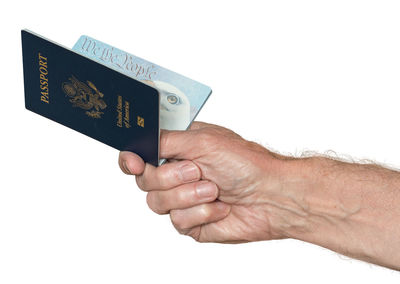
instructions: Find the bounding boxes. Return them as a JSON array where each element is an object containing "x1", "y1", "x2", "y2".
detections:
[{"x1": 136, "y1": 159, "x2": 201, "y2": 191}]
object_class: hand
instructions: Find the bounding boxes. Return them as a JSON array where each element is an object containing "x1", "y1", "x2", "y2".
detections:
[
  {"x1": 119, "y1": 122, "x2": 400, "y2": 270},
  {"x1": 119, "y1": 122, "x2": 291, "y2": 243}
]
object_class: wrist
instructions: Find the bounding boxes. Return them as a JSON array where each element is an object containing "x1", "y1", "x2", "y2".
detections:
[
  {"x1": 260, "y1": 156, "x2": 347, "y2": 242},
  {"x1": 259, "y1": 156, "x2": 317, "y2": 239}
]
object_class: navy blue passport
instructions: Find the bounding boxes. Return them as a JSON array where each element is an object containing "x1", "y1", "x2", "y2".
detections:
[{"x1": 21, "y1": 30, "x2": 160, "y2": 166}]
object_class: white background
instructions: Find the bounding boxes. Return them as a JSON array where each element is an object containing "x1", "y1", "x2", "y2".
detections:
[{"x1": 1, "y1": 0, "x2": 399, "y2": 283}]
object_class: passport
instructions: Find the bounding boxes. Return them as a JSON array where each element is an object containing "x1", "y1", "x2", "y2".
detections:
[
  {"x1": 21, "y1": 30, "x2": 211, "y2": 166},
  {"x1": 72, "y1": 35, "x2": 212, "y2": 131}
]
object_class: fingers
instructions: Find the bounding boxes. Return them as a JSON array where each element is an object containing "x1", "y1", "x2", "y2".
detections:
[
  {"x1": 170, "y1": 201, "x2": 231, "y2": 233},
  {"x1": 146, "y1": 181, "x2": 218, "y2": 214},
  {"x1": 119, "y1": 152, "x2": 201, "y2": 191},
  {"x1": 136, "y1": 160, "x2": 201, "y2": 191},
  {"x1": 119, "y1": 151, "x2": 145, "y2": 175}
]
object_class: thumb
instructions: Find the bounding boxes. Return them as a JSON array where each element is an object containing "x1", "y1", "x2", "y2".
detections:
[
  {"x1": 119, "y1": 151, "x2": 145, "y2": 175},
  {"x1": 160, "y1": 121, "x2": 218, "y2": 160},
  {"x1": 160, "y1": 129, "x2": 199, "y2": 160}
]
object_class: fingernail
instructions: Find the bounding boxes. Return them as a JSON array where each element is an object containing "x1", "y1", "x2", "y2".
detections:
[
  {"x1": 123, "y1": 161, "x2": 131, "y2": 174},
  {"x1": 180, "y1": 163, "x2": 199, "y2": 182},
  {"x1": 196, "y1": 182, "x2": 217, "y2": 199}
]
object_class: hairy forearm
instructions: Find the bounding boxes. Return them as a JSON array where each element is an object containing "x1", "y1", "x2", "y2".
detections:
[{"x1": 266, "y1": 156, "x2": 400, "y2": 270}]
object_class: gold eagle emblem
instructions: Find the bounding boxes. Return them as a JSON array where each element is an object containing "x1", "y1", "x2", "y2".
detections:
[{"x1": 62, "y1": 75, "x2": 107, "y2": 118}]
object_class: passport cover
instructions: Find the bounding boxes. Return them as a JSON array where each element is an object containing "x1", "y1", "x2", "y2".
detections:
[
  {"x1": 72, "y1": 35, "x2": 212, "y2": 131},
  {"x1": 21, "y1": 30, "x2": 160, "y2": 166}
]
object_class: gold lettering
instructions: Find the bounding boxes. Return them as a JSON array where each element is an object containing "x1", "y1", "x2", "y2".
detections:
[
  {"x1": 117, "y1": 95, "x2": 123, "y2": 127},
  {"x1": 40, "y1": 74, "x2": 48, "y2": 81},
  {"x1": 39, "y1": 60, "x2": 47, "y2": 68},
  {"x1": 124, "y1": 101, "x2": 130, "y2": 128},
  {"x1": 38, "y1": 53, "x2": 49, "y2": 104},
  {"x1": 38, "y1": 53, "x2": 47, "y2": 62},
  {"x1": 40, "y1": 93, "x2": 49, "y2": 103},
  {"x1": 39, "y1": 66, "x2": 48, "y2": 75}
]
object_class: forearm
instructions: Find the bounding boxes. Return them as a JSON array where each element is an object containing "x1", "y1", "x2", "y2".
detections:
[{"x1": 267, "y1": 156, "x2": 400, "y2": 270}]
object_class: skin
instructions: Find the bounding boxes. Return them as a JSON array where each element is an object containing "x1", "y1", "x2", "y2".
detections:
[{"x1": 118, "y1": 122, "x2": 400, "y2": 270}]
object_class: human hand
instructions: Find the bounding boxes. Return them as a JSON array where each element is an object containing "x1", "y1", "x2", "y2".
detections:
[
  {"x1": 119, "y1": 122, "x2": 298, "y2": 243},
  {"x1": 119, "y1": 122, "x2": 400, "y2": 270}
]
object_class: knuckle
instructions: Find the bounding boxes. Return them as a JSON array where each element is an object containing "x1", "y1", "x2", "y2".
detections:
[
  {"x1": 175, "y1": 188, "x2": 187, "y2": 205},
  {"x1": 199, "y1": 204, "x2": 212, "y2": 220},
  {"x1": 197, "y1": 129, "x2": 220, "y2": 149},
  {"x1": 156, "y1": 167, "x2": 171, "y2": 189},
  {"x1": 160, "y1": 131, "x2": 177, "y2": 153},
  {"x1": 198, "y1": 131, "x2": 214, "y2": 143},
  {"x1": 145, "y1": 192, "x2": 157, "y2": 212},
  {"x1": 170, "y1": 210, "x2": 188, "y2": 230},
  {"x1": 186, "y1": 229, "x2": 202, "y2": 242},
  {"x1": 157, "y1": 162, "x2": 189, "y2": 188},
  {"x1": 146, "y1": 192, "x2": 165, "y2": 215},
  {"x1": 172, "y1": 166, "x2": 185, "y2": 183},
  {"x1": 160, "y1": 131, "x2": 170, "y2": 148},
  {"x1": 135, "y1": 175, "x2": 147, "y2": 191}
]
